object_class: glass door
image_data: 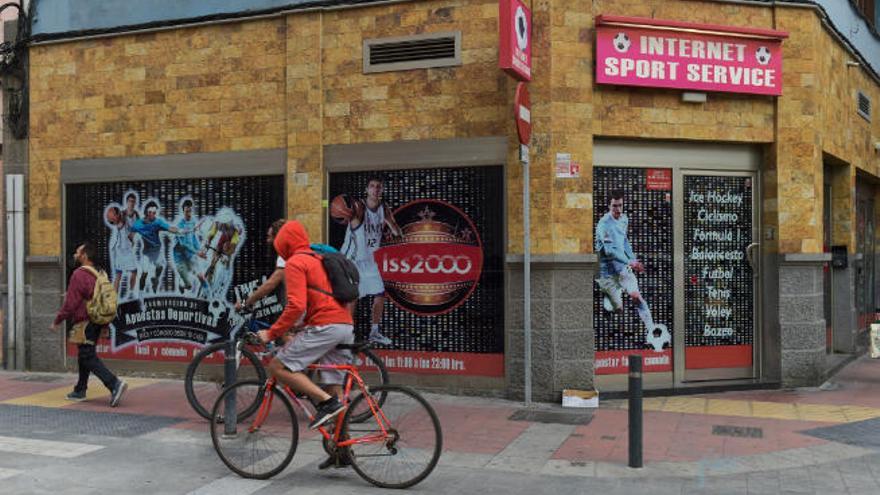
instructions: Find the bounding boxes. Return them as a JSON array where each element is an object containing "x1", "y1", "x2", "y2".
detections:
[{"x1": 676, "y1": 171, "x2": 758, "y2": 381}]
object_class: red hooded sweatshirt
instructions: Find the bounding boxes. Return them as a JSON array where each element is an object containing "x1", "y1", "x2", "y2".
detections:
[{"x1": 267, "y1": 220, "x2": 353, "y2": 340}]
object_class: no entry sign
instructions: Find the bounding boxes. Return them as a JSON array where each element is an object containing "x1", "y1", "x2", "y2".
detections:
[{"x1": 514, "y1": 82, "x2": 530, "y2": 145}]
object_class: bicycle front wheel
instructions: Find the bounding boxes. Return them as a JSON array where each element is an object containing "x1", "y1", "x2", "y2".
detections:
[
  {"x1": 343, "y1": 385, "x2": 442, "y2": 489},
  {"x1": 210, "y1": 380, "x2": 298, "y2": 480},
  {"x1": 185, "y1": 342, "x2": 267, "y2": 420}
]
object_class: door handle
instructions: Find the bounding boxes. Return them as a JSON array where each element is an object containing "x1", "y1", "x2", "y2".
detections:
[{"x1": 746, "y1": 242, "x2": 759, "y2": 272}]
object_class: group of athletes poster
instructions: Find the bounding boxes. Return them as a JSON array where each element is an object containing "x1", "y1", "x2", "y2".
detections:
[{"x1": 64, "y1": 176, "x2": 284, "y2": 362}]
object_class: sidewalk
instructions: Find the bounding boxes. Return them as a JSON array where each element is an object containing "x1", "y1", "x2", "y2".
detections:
[{"x1": 2, "y1": 357, "x2": 880, "y2": 493}]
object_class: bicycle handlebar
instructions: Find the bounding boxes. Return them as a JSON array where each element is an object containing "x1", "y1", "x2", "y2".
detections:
[
  {"x1": 241, "y1": 331, "x2": 264, "y2": 347},
  {"x1": 233, "y1": 307, "x2": 373, "y2": 352}
]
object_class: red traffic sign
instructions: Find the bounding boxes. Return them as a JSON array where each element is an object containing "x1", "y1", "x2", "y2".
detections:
[
  {"x1": 514, "y1": 82, "x2": 531, "y2": 145},
  {"x1": 499, "y1": 0, "x2": 532, "y2": 81}
]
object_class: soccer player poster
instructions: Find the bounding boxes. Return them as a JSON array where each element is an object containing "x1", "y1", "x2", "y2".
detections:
[{"x1": 593, "y1": 167, "x2": 674, "y2": 374}]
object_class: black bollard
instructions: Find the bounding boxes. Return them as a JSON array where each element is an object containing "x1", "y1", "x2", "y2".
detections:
[{"x1": 628, "y1": 354, "x2": 643, "y2": 468}]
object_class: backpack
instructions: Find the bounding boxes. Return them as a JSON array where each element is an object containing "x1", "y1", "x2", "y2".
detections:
[
  {"x1": 299, "y1": 251, "x2": 360, "y2": 303},
  {"x1": 309, "y1": 243, "x2": 339, "y2": 254},
  {"x1": 80, "y1": 266, "x2": 118, "y2": 325}
]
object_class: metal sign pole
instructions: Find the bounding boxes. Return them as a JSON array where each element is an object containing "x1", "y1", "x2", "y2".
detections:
[
  {"x1": 6, "y1": 175, "x2": 25, "y2": 370},
  {"x1": 522, "y1": 144, "x2": 531, "y2": 406}
]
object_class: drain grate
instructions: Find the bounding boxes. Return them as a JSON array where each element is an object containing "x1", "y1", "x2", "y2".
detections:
[
  {"x1": 712, "y1": 425, "x2": 763, "y2": 439},
  {"x1": 0, "y1": 404, "x2": 184, "y2": 438},
  {"x1": 12, "y1": 375, "x2": 64, "y2": 383},
  {"x1": 508, "y1": 409, "x2": 592, "y2": 425}
]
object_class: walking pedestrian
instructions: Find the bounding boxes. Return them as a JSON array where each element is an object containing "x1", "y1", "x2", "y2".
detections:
[{"x1": 50, "y1": 241, "x2": 128, "y2": 406}]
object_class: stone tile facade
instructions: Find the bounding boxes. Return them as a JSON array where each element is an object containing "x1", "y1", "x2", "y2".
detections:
[{"x1": 20, "y1": 0, "x2": 880, "y2": 392}]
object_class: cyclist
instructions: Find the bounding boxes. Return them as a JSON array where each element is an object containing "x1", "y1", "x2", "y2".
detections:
[
  {"x1": 237, "y1": 219, "x2": 287, "y2": 312},
  {"x1": 238, "y1": 219, "x2": 342, "y2": 313},
  {"x1": 257, "y1": 220, "x2": 354, "y2": 433}
]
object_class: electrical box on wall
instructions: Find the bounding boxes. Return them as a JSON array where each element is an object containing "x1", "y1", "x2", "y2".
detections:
[{"x1": 831, "y1": 245, "x2": 848, "y2": 269}]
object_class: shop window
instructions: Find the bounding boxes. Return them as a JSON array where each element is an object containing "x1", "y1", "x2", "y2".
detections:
[{"x1": 363, "y1": 32, "x2": 461, "y2": 74}]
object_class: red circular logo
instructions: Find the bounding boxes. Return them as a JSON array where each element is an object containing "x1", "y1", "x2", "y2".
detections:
[{"x1": 375, "y1": 200, "x2": 483, "y2": 316}]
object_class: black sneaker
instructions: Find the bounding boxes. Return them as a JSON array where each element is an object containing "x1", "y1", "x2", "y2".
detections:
[
  {"x1": 309, "y1": 397, "x2": 346, "y2": 430},
  {"x1": 110, "y1": 379, "x2": 128, "y2": 407},
  {"x1": 318, "y1": 451, "x2": 352, "y2": 470},
  {"x1": 66, "y1": 390, "x2": 86, "y2": 402}
]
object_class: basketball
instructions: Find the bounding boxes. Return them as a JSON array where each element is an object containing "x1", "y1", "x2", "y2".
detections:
[
  {"x1": 105, "y1": 207, "x2": 120, "y2": 225},
  {"x1": 330, "y1": 194, "x2": 355, "y2": 224}
]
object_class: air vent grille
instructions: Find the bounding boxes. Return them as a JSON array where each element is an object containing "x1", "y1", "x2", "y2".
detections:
[
  {"x1": 858, "y1": 91, "x2": 871, "y2": 121},
  {"x1": 364, "y1": 32, "x2": 461, "y2": 73}
]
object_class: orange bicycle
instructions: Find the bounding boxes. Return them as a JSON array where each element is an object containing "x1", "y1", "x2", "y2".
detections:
[{"x1": 209, "y1": 342, "x2": 442, "y2": 488}]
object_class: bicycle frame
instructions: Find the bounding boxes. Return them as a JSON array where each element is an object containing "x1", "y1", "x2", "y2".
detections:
[
  {"x1": 225, "y1": 316, "x2": 274, "y2": 373},
  {"x1": 252, "y1": 364, "x2": 393, "y2": 448}
]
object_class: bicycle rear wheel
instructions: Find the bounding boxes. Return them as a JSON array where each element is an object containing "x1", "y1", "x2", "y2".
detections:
[
  {"x1": 343, "y1": 385, "x2": 442, "y2": 489},
  {"x1": 185, "y1": 342, "x2": 267, "y2": 420},
  {"x1": 210, "y1": 380, "x2": 298, "y2": 480},
  {"x1": 348, "y1": 348, "x2": 390, "y2": 423}
]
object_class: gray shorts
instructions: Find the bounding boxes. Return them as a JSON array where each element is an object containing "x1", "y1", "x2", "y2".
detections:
[{"x1": 275, "y1": 323, "x2": 354, "y2": 385}]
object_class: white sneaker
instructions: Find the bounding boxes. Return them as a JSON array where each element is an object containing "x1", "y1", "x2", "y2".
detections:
[{"x1": 369, "y1": 331, "x2": 392, "y2": 346}]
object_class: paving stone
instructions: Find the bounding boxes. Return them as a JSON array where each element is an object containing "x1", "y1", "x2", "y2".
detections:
[{"x1": 0, "y1": 404, "x2": 183, "y2": 438}]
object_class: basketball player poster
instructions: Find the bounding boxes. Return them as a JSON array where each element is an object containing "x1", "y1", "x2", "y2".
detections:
[
  {"x1": 65, "y1": 176, "x2": 284, "y2": 362},
  {"x1": 328, "y1": 167, "x2": 504, "y2": 377},
  {"x1": 593, "y1": 167, "x2": 673, "y2": 374}
]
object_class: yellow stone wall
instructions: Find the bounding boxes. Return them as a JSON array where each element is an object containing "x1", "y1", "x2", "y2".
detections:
[
  {"x1": 774, "y1": 8, "x2": 823, "y2": 254},
  {"x1": 819, "y1": 27, "x2": 880, "y2": 178},
  {"x1": 28, "y1": 0, "x2": 508, "y2": 256},
  {"x1": 25, "y1": 0, "x2": 880, "y2": 258},
  {"x1": 299, "y1": 0, "x2": 509, "y2": 241},
  {"x1": 29, "y1": 21, "x2": 288, "y2": 255},
  {"x1": 816, "y1": 17, "x2": 880, "y2": 252},
  {"x1": 523, "y1": 0, "x2": 594, "y2": 254},
  {"x1": 771, "y1": 7, "x2": 880, "y2": 254},
  {"x1": 827, "y1": 161, "x2": 853, "y2": 248},
  {"x1": 285, "y1": 13, "x2": 324, "y2": 233}
]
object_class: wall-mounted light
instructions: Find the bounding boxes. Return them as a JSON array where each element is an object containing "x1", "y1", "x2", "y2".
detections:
[
  {"x1": 682, "y1": 92, "x2": 707, "y2": 103},
  {"x1": 846, "y1": 60, "x2": 861, "y2": 67}
]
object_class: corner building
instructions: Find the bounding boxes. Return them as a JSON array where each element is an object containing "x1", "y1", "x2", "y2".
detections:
[{"x1": 15, "y1": 0, "x2": 880, "y2": 400}]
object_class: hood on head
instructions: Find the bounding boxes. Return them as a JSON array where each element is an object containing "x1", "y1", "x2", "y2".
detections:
[{"x1": 273, "y1": 220, "x2": 310, "y2": 260}]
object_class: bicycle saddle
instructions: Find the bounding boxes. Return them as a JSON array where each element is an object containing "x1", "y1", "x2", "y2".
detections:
[{"x1": 337, "y1": 341, "x2": 372, "y2": 352}]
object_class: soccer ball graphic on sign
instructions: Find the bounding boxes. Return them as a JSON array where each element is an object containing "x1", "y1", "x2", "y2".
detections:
[
  {"x1": 514, "y1": 6, "x2": 528, "y2": 51},
  {"x1": 645, "y1": 323, "x2": 671, "y2": 352},
  {"x1": 208, "y1": 299, "x2": 226, "y2": 321},
  {"x1": 755, "y1": 46, "x2": 771, "y2": 65},
  {"x1": 613, "y1": 32, "x2": 631, "y2": 53}
]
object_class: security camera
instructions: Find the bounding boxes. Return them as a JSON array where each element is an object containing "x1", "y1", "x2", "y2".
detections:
[{"x1": 875, "y1": 142, "x2": 880, "y2": 152}]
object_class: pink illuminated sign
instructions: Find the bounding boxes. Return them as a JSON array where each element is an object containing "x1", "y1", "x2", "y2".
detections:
[{"x1": 596, "y1": 15, "x2": 788, "y2": 96}]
